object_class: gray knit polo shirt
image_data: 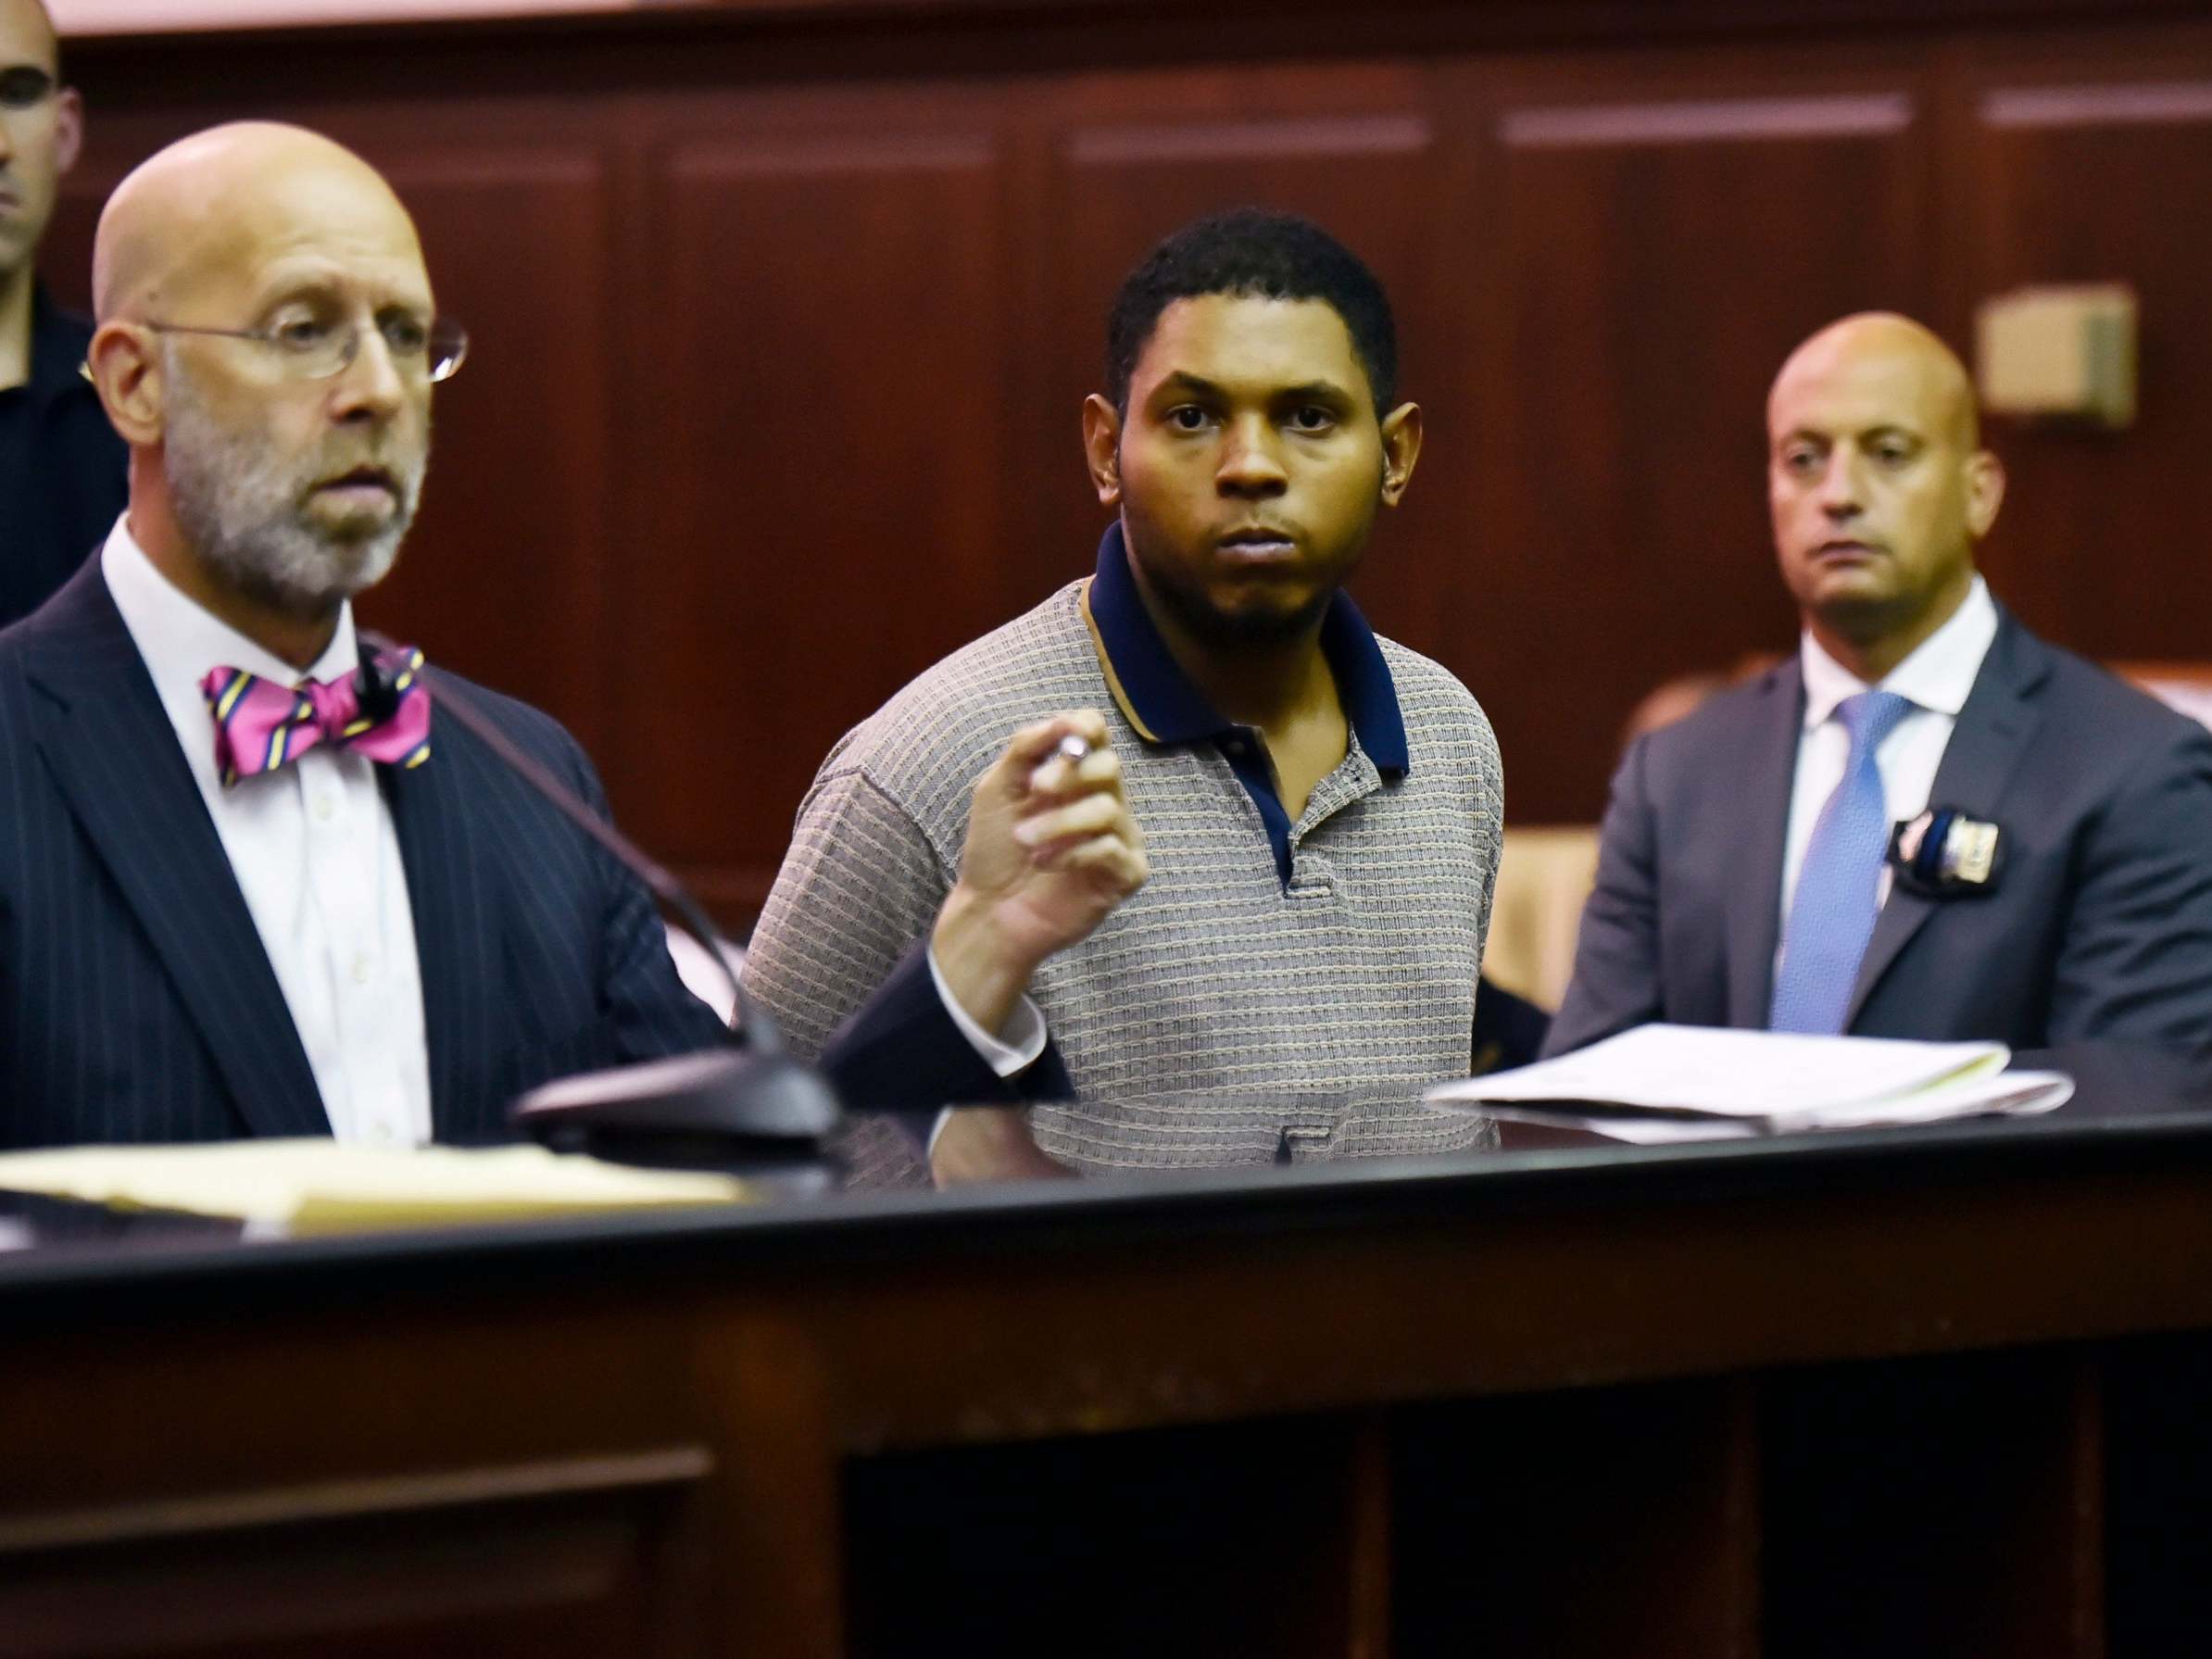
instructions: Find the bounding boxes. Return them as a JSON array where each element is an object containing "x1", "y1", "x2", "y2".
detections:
[{"x1": 743, "y1": 548, "x2": 1503, "y2": 1172}]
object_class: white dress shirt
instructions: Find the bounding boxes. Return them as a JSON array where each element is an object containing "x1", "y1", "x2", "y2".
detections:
[
  {"x1": 1780, "y1": 575, "x2": 2000, "y2": 932},
  {"x1": 101, "y1": 518, "x2": 434, "y2": 1145},
  {"x1": 929, "y1": 951, "x2": 1046, "y2": 1075}
]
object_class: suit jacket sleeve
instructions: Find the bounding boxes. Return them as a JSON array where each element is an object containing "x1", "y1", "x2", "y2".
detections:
[
  {"x1": 1543, "y1": 735, "x2": 1667, "y2": 1057},
  {"x1": 818, "y1": 942, "x2": 1074, "y2": 1139},
  {"x1": 2046, "y1": 723, "x2": 2212, "y2": 1052}
]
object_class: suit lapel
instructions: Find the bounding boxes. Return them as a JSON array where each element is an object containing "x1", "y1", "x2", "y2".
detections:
[
  {"x1": 1724, "y1": 662, "x2": 1806, "y2": 1027},
  {"x1": 383, "y1": 692, "x2": 506, "y2": 1142},
  {"x1": 1843, "y1": 611, "x2": 2049, "y2": 1028},
  {"x1": 23, "y1": 565, "x2": 328, "y2": 1137}
]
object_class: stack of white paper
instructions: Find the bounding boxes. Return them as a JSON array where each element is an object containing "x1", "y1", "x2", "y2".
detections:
[
  {"x1": 1426, "y1": 1024, "x2": 2073, "y2": 1143},
  {"x1": 0, "y1": 1138, "x2": 752, "y2": 1233}
]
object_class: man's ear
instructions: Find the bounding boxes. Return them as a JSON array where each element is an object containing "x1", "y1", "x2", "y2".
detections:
[
  {"x1": 53, "y1": 87, "x2": 84, "y2": 175},
  {"x1": 1965, "y1": 448, "x2": 2005, "y2": 540},
  {"x1": 1379, "y1": 401, "x2": 1424, "y2": 508},
  {"x1": 1081, "y1": 394, "x2": 1124, "y2": 509},
  {"x1": 88, "y1": 321, "x2": 163, "y2": 447}
]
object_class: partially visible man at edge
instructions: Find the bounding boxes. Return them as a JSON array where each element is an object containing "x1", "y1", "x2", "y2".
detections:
[
  {"x1": 0, "y1": 119, "x2": 1142, "y2": 1147},
  {"x1": 1547, "y1": 312, "x2": 2212, "y2": 1057},
  {"x1": 743, "y1": 208, "x2": 1505, "y2": 1182},
  {"x1": 0, "y1": 0, "x2": 125, "y2": 624}
]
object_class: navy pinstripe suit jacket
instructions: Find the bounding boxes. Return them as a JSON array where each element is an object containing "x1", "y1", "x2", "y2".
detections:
[{"x1": 0, "y1": 561, "x2": 1014, "y2": 1149}]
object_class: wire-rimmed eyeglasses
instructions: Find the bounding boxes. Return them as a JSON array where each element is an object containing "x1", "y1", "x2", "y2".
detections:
[{"x1": 138, "y1": 314, "x2": 470, "y2": 384}]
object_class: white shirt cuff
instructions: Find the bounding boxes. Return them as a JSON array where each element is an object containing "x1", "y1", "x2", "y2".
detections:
[
  {"x1": 926, "y1": 945, "x2": 1047, "y2": 1077},
  {"x1": 924, "y1": 945, "x2": 1048, "y2": 1155}
]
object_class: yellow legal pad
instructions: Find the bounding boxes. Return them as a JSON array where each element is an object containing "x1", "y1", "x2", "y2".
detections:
[{"x1": 0, "y1": 1138, "x2": 751, "y2": 1233}]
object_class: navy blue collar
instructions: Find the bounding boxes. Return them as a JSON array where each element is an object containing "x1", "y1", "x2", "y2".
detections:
[{"x1": 1081, "y1": 521, "x2": 1408, "y2": 775}]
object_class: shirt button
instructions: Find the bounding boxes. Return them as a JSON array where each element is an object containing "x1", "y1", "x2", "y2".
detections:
[
  {"x1": 313, "y1": 794, "x2": 336, "y2": 823},
  {"x1": 351, "y1": 953, "x2": 374, "y2": 986},
  {"x1": 367, "y1": 1120, "x2": 396, "y2": 1145}
]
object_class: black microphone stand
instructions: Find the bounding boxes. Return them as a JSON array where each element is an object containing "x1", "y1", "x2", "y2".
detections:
[{"x1": 359, "y1": 633, "x2": 843, "y2": 1175}]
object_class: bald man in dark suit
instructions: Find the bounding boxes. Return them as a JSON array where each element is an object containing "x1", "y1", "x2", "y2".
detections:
[{"x1": 1549, "y1": 313, "x2": 2212, "y2": 1058}]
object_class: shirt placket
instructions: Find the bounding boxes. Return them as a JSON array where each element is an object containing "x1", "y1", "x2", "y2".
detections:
[
  {"x1": 1286, "y1": 739, "x2": 1382, "y2": 901},
  {"x1": 307, "y1": 752, "x2": 408, "y2": 1145}
]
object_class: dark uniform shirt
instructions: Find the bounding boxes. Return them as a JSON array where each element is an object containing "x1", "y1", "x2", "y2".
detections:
[{"x1": 0, "y1": 287, "x2": 128, "y2": 629}]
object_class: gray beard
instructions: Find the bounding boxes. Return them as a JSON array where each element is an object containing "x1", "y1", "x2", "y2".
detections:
[{"x1": 161, "y1": 352, "x2": 423, "y2": 619}]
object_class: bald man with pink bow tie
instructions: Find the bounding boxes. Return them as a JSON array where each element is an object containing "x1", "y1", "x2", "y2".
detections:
[{"x1": 0, "y1": 120, "x2": 1142, "y2": 1149}]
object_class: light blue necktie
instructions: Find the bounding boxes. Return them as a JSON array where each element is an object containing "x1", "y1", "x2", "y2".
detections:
[{"x1": 1769, "y1": 689, "x2": 1915, "y2": 1035}]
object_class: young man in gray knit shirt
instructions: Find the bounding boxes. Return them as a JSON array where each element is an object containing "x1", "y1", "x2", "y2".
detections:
[{"x1": 744, "y1": 210, "x2": 1502, "y2": 1179}]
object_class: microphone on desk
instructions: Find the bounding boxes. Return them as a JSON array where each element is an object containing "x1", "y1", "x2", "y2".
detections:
[{"x1": 358, "y1": 635, "x2": 844, "y2": 1170}]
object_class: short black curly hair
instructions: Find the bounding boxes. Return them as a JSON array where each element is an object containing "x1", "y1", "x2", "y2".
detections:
[{"x1": 1104, "y1": 207, "x2": 1398, "y2": 416}]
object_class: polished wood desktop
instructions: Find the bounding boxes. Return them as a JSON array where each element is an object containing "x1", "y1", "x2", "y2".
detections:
[{"x1": 6, "y1": 1061, "x2": 2212, "y2": 1657}]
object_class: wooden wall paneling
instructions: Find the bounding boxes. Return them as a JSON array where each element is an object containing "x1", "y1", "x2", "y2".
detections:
[
  {"x1": 1455, "y1": 57, "x2": 1936, "y2": 822},
  {"x1": 616, "y1": 96, "x2": 1018, "y2": 912},
  {"x1": 991, "y1": 84, "x2": 1082, "y2": 646},
  {"x1": 689, "y1": 1308, "x2": 848, "y2": 1653},
  {"x1": 1344, "y1": 1409, "x2": 1395, "y2": 1659},
  {"x1": 0, "y1": 1288, "x2": 723, "y2": 1656},
  {"x1": 842, "y1": 1413, "x2": 1376, "y2": 1658},
  {"x1": 2069, "y1": 1353, "x2": 2108, "y2": 1659},
  {"x1": 49, "y1": 3, "x2": 2212, "y2": 117},
  {"x1": 1958, "y1": 45, "x2": 2212, "y2": 660},
  {"x1": 353, "y1": 135, "x2": 620, "y2": 759},
  {"x1": 1760, "y1": 1349, "x2": 2104, "y2": 1658},
  {"x1": 2104, "y1": 1331, "x2": 2212, "y2": 1653},
  {"x1": 41, "y1": 171, "x2": 116, "y2": 316},
  {"x1": 1390, "y1": 1378, "x2": 1761, "y2": 1657},
  {"x1": 0, "y1": 1449, "x2": 710, "y2": 1656},
  {"x1": 1036, "y1": 63, "x2": 1451, "y2": 642}
]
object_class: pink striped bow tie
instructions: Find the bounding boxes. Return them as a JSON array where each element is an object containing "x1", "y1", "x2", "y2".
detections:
[{"x1": 201, "y1": 643, "x2": 433, "y2": 787}]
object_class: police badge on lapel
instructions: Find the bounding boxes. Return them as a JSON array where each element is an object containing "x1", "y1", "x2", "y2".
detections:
[{"x1": 1889, "y1": 807, "x2": 2005, "y2": 899}]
